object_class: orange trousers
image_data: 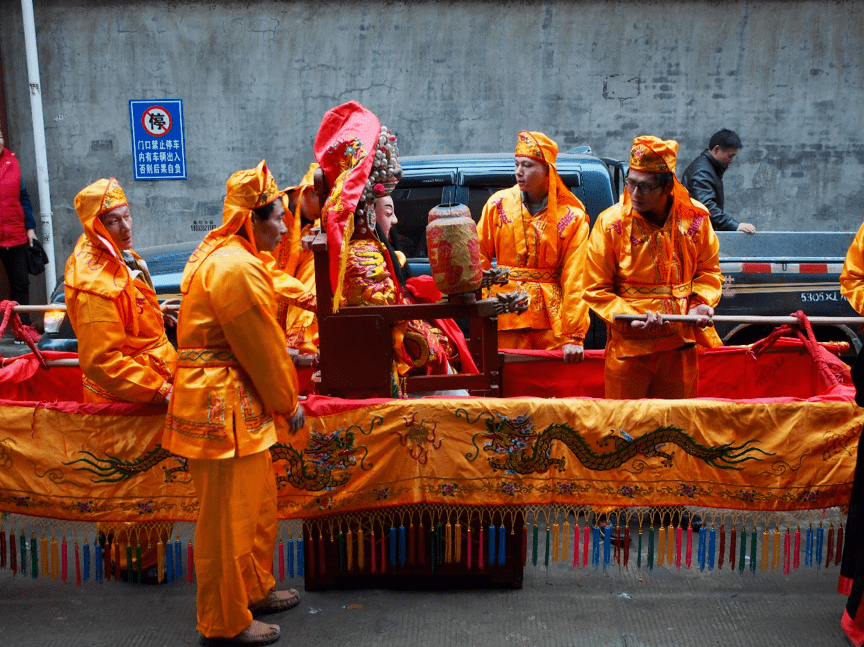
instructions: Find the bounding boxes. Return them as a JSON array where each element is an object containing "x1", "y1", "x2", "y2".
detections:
[
  {"x1": 499, "y1": 328, "x2": 569, "y2": 351},
  {"x1": 604, "y1": 345, "x2": 698, "y2": 400},
  {"x1": 188, "y1": 450, "x2": 277, "y2": 639}
]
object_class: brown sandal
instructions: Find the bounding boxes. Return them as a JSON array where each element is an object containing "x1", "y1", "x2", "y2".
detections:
[
  {"x1": 249, "y1": 589, "x2": 301, "y2": 617},
  {"x1": 198, "y1": 620, "x2": 280, "y2": 646}
]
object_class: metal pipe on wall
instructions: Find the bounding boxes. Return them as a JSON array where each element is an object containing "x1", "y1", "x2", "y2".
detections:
[{"x1": 20, "y1": 0, "x2": 57, "y2": 297}]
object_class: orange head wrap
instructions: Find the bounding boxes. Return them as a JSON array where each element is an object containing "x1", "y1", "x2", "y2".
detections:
[
  {"x1": 180, "y1": 160, "x2": 284, "y2": 294},
  {"x1": 515, "y1": 131, "x2": 558, "y2": 166},
  {"x1": 629, "y1": 136, "x2": 678, "y2": 174},
  {"x1": 73, "y1": 177, "x2": 130, "y2": 259}
]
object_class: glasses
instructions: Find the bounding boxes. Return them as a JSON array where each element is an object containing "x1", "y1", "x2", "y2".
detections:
[{"x1": 624, "y1": 179, "x2": 662, "y2": 193}]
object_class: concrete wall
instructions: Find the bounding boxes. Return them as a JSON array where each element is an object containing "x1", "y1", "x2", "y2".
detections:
[{"x1": 2, "y1": 0, "x2": 863, "y2": 278}]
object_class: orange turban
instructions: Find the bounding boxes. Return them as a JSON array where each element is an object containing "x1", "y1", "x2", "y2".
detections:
[
  {"x1": 181, "y1": 160, "x2": 284, "y2": 294},
  {"x1": 514, "y1": 131, "x2": 568, "y2": 226},
  {"x1": 515, "y1": 131, "x2": 558, "y2": 167},
  {"x1": 73, "y1": 177, "x2": 130, "y2": 258},
  {"x1": 629, "y1": 136, "x2": 678, "y2": 174}
]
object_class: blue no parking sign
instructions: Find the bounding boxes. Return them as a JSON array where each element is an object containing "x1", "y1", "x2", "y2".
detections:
[{"x1": 129, "y1": 99, "x2": 187, "y2": 181}]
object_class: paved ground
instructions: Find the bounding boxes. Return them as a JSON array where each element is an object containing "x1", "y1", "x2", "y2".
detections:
[{"x1": 0, "y1": 548, "x2": 852, "y2": 647}]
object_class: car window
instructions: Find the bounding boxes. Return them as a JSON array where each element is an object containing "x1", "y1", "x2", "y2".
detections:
[
  {"x1": 390, "y1": 185, "x2": 449, "y2": 258},
  {"x1": 468, "y1": 187, "x2": 502, "y2": 223}
]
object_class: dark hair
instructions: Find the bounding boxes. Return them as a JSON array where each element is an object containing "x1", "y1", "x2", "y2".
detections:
[
  {"x1": 709, "y1": 129, "x2": 742, "y2": 151},
  {"x1": 252, "y1": 200, "x2": 279, "y2": 220},
  {"x1": 655, "y1": 172, "x2": 674, "y2": 188},
  {"x1": 375, "y1": 223, "x2": 407, "y2": 289}
]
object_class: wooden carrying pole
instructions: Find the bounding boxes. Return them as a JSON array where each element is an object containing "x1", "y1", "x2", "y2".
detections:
[
  {"x1": 11, "y1": 304, "x2": 180, "y2": 313},
  {"x1": 613, "y1": 314, "x2": 864, "y2": 325}
]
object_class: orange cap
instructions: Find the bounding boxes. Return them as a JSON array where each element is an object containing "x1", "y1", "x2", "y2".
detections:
[
  {"x1": 515, "y1": 131, "x2": 558, "y2": 167},
  {"x1": 629, "y1": 136, "x2": 678, "y2": 174}
]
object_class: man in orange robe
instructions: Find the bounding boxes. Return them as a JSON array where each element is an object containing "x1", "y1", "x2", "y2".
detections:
[
  {"x1": 66, "y1": 178, "x2": 176, "y2": 404},
  {"x1": 163, "y1": 161, "x2": 304, "y2": 646},
  {"x1": 65, "y1": 178, "x2": 177, "y2": 578},
  {"x1": 582, "y1": 136, "x2": 723, "y2": 399},
  {"x1": 477, "y1": 131, "x2": 590, "y2": 363},
  {"x1": 838, "y1": 223, "x2": 864, "y2": 645},
  {"x1": 841, "y1": 224, "x2": 864, "y2": 315},
  {"x1": 273, "y1": 163, "x2": 320, "y2": 354}
]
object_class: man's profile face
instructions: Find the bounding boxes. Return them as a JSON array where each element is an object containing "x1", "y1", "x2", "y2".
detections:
[
  {"x1": 299, "y1": 187, "x2": 320, "y2": 222},
  {"x1": 251, "y1": 199, "x2": 287, "y2": 253},
  {"x1": 99, "y1": 205, "x2": 133, "y2": 251},
  {"x1": 514, "y1": 156, "x2": 549, "y2": 198},
  {"x1": 374, "y1": 196, "x2": 397, "y2": 240},
  {"x1": 710, "y1": 146, "x2": 739, "y2": 167}
]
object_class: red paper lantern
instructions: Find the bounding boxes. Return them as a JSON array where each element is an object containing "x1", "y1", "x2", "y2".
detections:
[{"x1": 426, "y1": 203, "x2": 482, "y2": 299}]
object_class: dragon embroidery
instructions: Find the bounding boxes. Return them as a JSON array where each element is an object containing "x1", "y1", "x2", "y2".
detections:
[
  {"x1": 272, "y1": 426, "x2": 369, "y2": 491},
  {"x1": 65, "y1": 425, "x2": 372, "y2": 492},
  {"x1": 461, "y1": 409, "x2": 772, "y2": 474},
  {"x1": 63, "y1": 446, "x2": 188, "y2": 484}
]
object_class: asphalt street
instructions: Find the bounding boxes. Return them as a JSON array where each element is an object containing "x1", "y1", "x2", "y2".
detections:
[{"x1": 0, "y1": 542, "x2": 852, "y2": 647}]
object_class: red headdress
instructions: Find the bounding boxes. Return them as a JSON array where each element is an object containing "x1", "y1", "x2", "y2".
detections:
[{"x1": 313, "y1": 101, "x2": 383, "y2": 310}]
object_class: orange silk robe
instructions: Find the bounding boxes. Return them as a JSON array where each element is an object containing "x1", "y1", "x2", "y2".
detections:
[
  {"x1": 65, "y1": 245, "x2": 175, "y2": 404},
  {"x1": 274, "y1": 218, "x2": 318, "y2": 353},
  {"x1": 478, "y1": 185, "x2": 590, "y2": 345},
  {"x1": 840, "y1": 221, "x2": 864, "y2": 315},
  {"x1": 582, "y1": 194, "x2": 723, "y2": 358},
  {"x1": 163, "y1": 236, "x2": 299, "y2": 460}
]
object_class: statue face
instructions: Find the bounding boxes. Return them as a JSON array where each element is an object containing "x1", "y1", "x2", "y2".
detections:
[{"x1": 375, "y1": 196, "x2": 397, "y2": 240}]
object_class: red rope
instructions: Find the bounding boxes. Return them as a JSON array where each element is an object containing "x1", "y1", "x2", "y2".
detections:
[
  {"x1": 748, "y1": 310, "x2": 839, "y2": 389},
  {"x1": 0, "y1": 300, "x2": 48, "y2": 370}
]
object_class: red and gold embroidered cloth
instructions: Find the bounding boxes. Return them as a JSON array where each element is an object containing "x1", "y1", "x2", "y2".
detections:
[{"x1": 0, "y1": 341, "x2": 857, "y2": 522}]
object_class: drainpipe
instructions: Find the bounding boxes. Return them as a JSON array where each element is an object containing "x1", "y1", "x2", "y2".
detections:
[{"x1": 21, "y1": 0, "x2": 57, "y2": 297}]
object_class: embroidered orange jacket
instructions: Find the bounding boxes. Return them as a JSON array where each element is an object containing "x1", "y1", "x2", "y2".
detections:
[
  {"x1": 582, "y1": 191, "x2": 723, "y2": 358},
  {"x1": 163, "y1": 236, "x2": 300, "y2": 460},
  {"x1": 65, "y1": 232, "x2": 175, "y2": 404},
  {"x1": 840, "y1": 221, "x2": 864, "y2": 315},
  {"x1": 477, "y1": 185, "x2": 590, "y2": 344}
]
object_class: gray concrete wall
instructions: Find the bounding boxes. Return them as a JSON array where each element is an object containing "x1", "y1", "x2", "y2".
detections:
[{"x1": 1, "y1": 0, "x2": 863, "y2": 275}]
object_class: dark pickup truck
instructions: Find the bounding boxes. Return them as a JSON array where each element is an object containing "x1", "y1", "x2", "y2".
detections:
[
  {"x1": 715, "y1": 230, "x2": 860, "y2": 354},
  {"x1": 37, "y1": 151, "x2": 862, "y2": 357}
]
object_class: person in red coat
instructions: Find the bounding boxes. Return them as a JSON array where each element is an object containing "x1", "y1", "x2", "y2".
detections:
[{"x1": 0, "y1": 129, "x2": 37, "y2": 333}]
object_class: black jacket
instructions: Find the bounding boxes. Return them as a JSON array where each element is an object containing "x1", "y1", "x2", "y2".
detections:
[{"x1": 680, "y1": 150, "x2": 739, "y2": 231}]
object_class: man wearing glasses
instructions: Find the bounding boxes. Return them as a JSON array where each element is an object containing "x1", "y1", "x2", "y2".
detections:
[{"x1": 582, "y1": 136, "x2": 723, "y2": 399}]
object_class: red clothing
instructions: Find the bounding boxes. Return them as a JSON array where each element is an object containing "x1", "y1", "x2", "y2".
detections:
[{"x1": 0, "y1": 148, "x2": 28, "y2": 247}]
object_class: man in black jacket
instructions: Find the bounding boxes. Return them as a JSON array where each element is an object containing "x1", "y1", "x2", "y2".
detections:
[{"x1": 681, "y1": 129, "x2": 756, "y2": 233}]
